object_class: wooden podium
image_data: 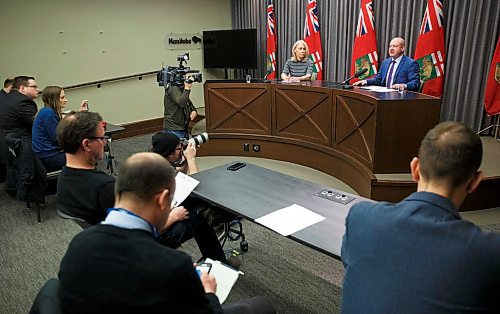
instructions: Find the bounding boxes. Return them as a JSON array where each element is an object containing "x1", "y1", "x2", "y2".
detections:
[{"x1": 201, "y1": 80, "x2": 441, "y2": 200}]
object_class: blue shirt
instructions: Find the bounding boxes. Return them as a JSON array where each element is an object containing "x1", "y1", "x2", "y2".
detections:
[
  {"x1": 102, "y1": 208, "x2": 159, "y2": 237},
  {"x1": 32, "y1": 107, "x2": 61, "y2": 158}
]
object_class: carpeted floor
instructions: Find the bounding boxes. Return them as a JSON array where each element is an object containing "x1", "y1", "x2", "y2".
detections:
[{"x1": 0, "y1": 134, "x2": 345, "y2": 314}]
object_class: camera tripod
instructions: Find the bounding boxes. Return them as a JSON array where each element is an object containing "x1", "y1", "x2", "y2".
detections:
[{"x1": 104, "y1": 139, "x2": 116, "y2": 175}]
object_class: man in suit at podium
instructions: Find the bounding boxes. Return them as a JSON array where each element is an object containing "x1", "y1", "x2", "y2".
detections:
[
  {"x1": 353, "y1": 37, "x2": 420, "y2": 91},
  {"x1": 341, "y1": 122, "x2": 500, "y2": 313}
]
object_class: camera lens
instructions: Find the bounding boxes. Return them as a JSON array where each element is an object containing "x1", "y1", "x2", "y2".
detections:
[{"x1": 188, "y1": 132, "x2": 209, "y2": 146}]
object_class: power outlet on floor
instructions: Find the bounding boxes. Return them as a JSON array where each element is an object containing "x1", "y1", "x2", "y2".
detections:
[
  {"x1": 252, "y1": 144, "x2": 261, "y2": 152},
  {"x1": 243, "y1": 143, "x2": 250, "y2": 151}
]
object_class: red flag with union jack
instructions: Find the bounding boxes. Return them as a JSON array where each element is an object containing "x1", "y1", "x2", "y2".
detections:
[
  {"x1": 350, "y1": 0, "x2": 378, "y2": 83},
  {"x1": 266, "y1": 0, "x2": 277, "y2": 79},
  {"x1": 414, "y1": 0, "x2": 446, "y2": 97},
  {"x1": 484, "y1": 36, "x2": 500, "y2": 116},
  {"x1": 303, "y1": 0, "x2": 324, "y2": 80}
]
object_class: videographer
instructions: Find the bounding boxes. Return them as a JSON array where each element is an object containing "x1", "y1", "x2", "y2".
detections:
[{"x1": 163, "y1": 77, "x2": 197, "y2": 140}]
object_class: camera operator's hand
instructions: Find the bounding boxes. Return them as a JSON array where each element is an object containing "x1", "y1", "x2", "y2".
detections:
[
  {"x1": 183, "y1": 141, "x2": 197, "y2": 160},
  {"x1": 190, "y1": 110, "x2": 197, "y2": 121},
  {"x1": 183, "y1": 142, "x2": 198, "y2": 175},
  {"x1": 184, "y1": 79, "x2": 193, "y2": 91}
]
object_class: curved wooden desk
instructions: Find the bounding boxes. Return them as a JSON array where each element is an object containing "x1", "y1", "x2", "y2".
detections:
[{"x1": 200, "y1": 80, "x2": 441, "y2": 201}]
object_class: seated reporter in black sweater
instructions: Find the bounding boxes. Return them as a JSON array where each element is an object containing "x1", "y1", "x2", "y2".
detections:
[{"x1": 58, "y1": 152, "x2": 275, "y2": 314}]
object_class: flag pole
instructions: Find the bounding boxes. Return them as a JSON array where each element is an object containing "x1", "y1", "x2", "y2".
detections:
[{"x1": 477, "y1": 114, "x2": 500, "y2": 140}]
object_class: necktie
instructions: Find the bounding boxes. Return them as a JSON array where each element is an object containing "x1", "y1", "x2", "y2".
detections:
[{"x1": 386, "y1": 60, "x2": 396, "y2": 88}]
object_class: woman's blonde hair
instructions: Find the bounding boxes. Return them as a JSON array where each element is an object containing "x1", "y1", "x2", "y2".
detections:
[{"x1": 291, "y1": 40, "x2": 310, "y2": 62}]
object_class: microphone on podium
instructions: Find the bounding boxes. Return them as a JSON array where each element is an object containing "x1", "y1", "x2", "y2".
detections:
[
  {"x1": 263, "y1": 66, "x2": 274, "y2": 82},
  {"x1": 341, "y1": 68, "x2": 368, "y2": 89}
]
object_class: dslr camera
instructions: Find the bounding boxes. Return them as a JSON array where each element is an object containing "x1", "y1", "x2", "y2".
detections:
[
  {"x1": 181, "y1": 132, "x2": 209, "y2": 148},
  {"x1": 157, "y1": 53, "x2": 203, "y2": 89}
]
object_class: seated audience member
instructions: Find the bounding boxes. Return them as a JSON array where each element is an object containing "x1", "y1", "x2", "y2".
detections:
[
  {"x1": 0, "y1": 77, "x2": 14, "y2": 181},
  {"x1": 281, "y1": 39, "x2": 313, "y2": 82},
  {"x1": 0, "y1": 77, "x2": 14, "y2": 102},
  {"x1": 353, "y1": 37, "x2": 420, "y2": 91},
  {"x1": 341, "y1": 121, "x2": 500, "y2": 313},
  {"x1": 32, "y1": 86, "x2": 88, "y2": 172},
  {"x1": 56, "y1": 111, "x2": 114, "y2": 225},
  {"x1": 56, "y1": 113, "x2": 237, "y2": 266},
  {"x1": 58, "y1": 152, "x2": 275, "y2": 313},
  {"x1": 0, "y1": 76, "x2": 39, "y2": 183},
  {"x1": 0, "y1": 75, "x2": 40, "y2": 140}
]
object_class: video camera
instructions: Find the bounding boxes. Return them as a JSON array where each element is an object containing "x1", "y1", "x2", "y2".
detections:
[{"x1": 157, "y1": 53, "x2": 202, "y2": 89}]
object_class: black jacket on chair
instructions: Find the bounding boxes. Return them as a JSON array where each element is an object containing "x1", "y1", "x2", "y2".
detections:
[{"x1": 5, "y1": 132, "x2": 47, "y2": 203}]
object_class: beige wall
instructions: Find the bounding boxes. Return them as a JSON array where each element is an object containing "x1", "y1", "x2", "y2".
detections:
[{"x1": 0, "y1": 0, "x2": 231, "y2": 125}]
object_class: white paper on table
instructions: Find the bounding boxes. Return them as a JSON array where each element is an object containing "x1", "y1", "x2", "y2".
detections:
[
  {"x1": 359, "y1": 86, "x2": 396, "y2": 92},
  {"x1": 204, "y1": 258, "x2": 241, "y2": 304},
  {"x1": 254, "y1": 204, "x2": 325, "y2": 236},
  {"x1": 171, "y1": 172, "x2": 199, "y2": 206}
]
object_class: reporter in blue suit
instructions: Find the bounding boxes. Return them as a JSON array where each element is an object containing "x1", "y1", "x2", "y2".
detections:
[
  {"x1": 353, "y1": 37, "x2": 420, "y2": 91},
  {"x1": 341, "y1": 122, "x2": 500, "y2": 313}
]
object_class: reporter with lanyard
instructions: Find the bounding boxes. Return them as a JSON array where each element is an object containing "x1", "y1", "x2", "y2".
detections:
[{"x1": 57, "y1": 153, "x2": 276, "y2": 313}]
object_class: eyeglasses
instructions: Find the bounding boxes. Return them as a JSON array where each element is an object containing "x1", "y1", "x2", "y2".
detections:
[
  {"x1": 88, "y1": 135, "x2": 110, "y2": 142},
  {"x1": 26, "y1": 85, "x2": 38, "y2": 89}
]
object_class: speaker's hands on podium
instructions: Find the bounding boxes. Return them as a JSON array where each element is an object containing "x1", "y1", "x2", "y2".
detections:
[
  {"x1": 352, "y1": 80, "x2": 366, "y2": 87},
  {"x1": 391, "y1": 83, "x2": 407, "y2": 91}
]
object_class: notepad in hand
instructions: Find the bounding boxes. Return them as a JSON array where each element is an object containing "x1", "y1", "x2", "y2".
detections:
[{"x1": 204, "y1": 258, "x2": 242, "y2": 304}]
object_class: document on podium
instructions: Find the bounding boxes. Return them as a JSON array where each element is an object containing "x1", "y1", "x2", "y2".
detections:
[
  {"x1": 204, "y1": 258, "x2": 241, "y2": 304},
  {"x1": 172, "y1": 172, "x2": 199, "y2": 207},
  {"x1": 358, "y1": 86, "x2": 396, "y2": 92},
  {"x1": 255, "y1": 204, "x2": 325, "y2": 236}
]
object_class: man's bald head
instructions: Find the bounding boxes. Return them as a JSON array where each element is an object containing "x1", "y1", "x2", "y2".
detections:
[{"x1": 115, "y1": 152, "x2": 176, "y2": 202}]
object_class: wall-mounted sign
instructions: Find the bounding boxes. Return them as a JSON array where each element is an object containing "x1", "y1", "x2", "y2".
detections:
[{"x1": 164, "y1": 32, "x2": 202, "y2": 50}]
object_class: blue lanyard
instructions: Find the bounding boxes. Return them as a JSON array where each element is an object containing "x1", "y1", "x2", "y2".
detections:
[{"x1": 106, "y1": 207, "x2": 159, "y2": 238}]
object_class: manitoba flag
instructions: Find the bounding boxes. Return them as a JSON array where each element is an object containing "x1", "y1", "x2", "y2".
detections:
[
  {"x1": 414, "y1": 0, "x2": 446, "y2": 97},
  {"x1": 266, "y1": 0, "x2": 277, "y2": 79},
  {"x1": 350, "y1": 0, "x2": 378, "y2": 82},
  {"x1": 484, "y1": 36, "x2": 500, "y2": 116},
  {"x1": 303, "y1": 0, "x2": 323, "y2": 80}
]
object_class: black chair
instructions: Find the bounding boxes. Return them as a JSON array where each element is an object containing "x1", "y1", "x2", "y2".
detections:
[
  {"x1": 4, "y1": 133, "x2": 60, "y2": 222},
  {"x1": 203, "y1": 207, "x2": 248, "y2": 252},
  {"x1": 57, "y1": 209, "x2": 91, "y2": 229},
  {"x1": 29, "y1": 278, "x2": 64, "y2": 314}
]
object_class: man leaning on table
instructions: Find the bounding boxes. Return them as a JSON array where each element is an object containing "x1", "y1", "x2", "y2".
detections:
[{"x1": 353, "y1": 37, "x2": 420, "y2": 91}]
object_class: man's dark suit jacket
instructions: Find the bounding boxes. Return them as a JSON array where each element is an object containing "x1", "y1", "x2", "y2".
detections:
[
  {"x1": 366, "y1": 55, "x2": 420, "y2": 91},
  {"x1": 0, "y1": 90, "x2": 37, "y2": 140},
  {"x1": 341, "y1": 192, "x2": 500, "y2": 314},
  {"x1": 0, "y1": 89, "x2": 8, "y2": 104},
  {"x1": 59, "y1": 225, "x2": 223, "y2": 313}
]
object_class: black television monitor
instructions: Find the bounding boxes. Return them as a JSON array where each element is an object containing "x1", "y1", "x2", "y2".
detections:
[{"x1": 203, "y1": 29, "x2": 257, "y2": 69}]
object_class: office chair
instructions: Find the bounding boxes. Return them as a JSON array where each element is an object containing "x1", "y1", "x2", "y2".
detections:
[
  {"x1": 56, "y1": 209, "x2": 92, "y2": 229},
  {"x1": 4, "y1": 133, "x2": 60, "y2": 223},
  {"x1": 204, "y1": 208, "x2": 248, "y2": 252},
  {"x1": 30, "y1": 278, "x2": 64, "y2": 314}
]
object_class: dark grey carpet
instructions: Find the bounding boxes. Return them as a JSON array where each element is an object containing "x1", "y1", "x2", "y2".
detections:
[{"x1": 0, "y1": 134, "x2": 344, "y2": 314}]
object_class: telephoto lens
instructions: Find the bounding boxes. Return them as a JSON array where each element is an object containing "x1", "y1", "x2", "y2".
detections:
[{"x1": 188, "y1": 132, "x2": 209, "y2": 146}]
